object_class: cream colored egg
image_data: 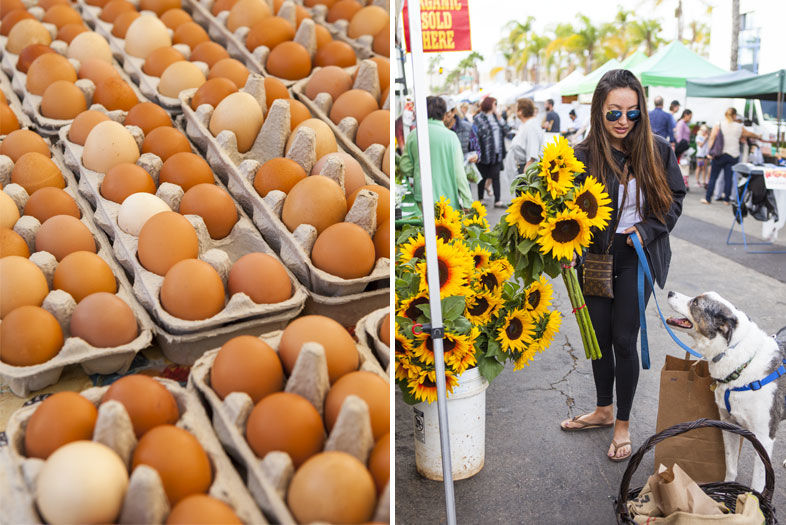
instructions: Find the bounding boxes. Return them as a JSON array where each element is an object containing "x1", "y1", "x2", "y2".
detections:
[
  {"x1": 125, "y1": 15, "x2": 171, "y2": 59},
  {"x1": 67, "y1": 32, "x2": 113, "y2": 64},
  {"x1": 118, "y1": 193, "x2": 171, "y2": 236},
  {"x1": 1, "y1": 191, "x2": 21, "y2": 229},
  {"x1": 82, "y1": 121, "x2": 140, "y2": 173},
  {"x1": 7, "y1": 19, "x2": 52, "y2": 54},
  {"x1": 208, "y1": 92, "x2": 263, "y2": 153},
  {"x1": 158, "y1": 61, "x2": 206, "y2": 98}
]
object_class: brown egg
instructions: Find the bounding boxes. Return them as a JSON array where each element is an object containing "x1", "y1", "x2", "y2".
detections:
[
  {"x1": 0, "y1": 228, "x2": 29, "y2": 258},
  {"x1": 11, "y1": 152, "x2": 65, "y2": 195},
  {"x1": 53, "y1": 250, "x2": 117, "y2": 302},
  {"x1": 326, "y1": 0, "x2": 361, "y2": 23},
  {"x1": 82, "y1": 120, "x2": 140, "y2": 173},
  {"x1": 102, "y1": 375, "x2": 179, "y2": 437},
  {"x1": 356, "y1": 109, "x2": 389, "y2": 151},
  {"x1": 0, "y1": 103, "x2": 19, "y2": 134},
  {"x1": 24, "y1": 187, "x2": 81, "y2": 223},
  {"x1": 124, "y1": 102, "x2": 173, "y2": 135},
  {"x1": 42, "y1": 4, "x2": 82, "y2": 28},
  {"x1": 253, "y1": 157, "x2": 306, "y2": 197},
  {"x1": 94, "y1": 76, "x2": 138, "y2": 111},
  {"x1": 0, "y1": 0, "x2": 24, "y2": 16},
  {"x1": 0, "y1": 90, "x2": 5, "y2": 103},
  {"x1": 6, "y1": 19, "x2": 51, "y2": 54},
  {"x1": 166, "y1": 495, "x2": 242, "y2": 525},
  {"x1": 373, "y1": 219, "x2": 389, "y2": 261},
  {"x1": 24, "y1": 392, "x2": 98, "y2": 460},
  {"x1": 283, "y1": 100, "x2": 309, "y2": 131},
  {"x1": 79, "y1": 58, "x2": 120, "y2": 85},
  {"x1": 208, "y1": 58, "x2": 249, "y2": 90},
  {"x1": 305, "y1": 65, "x2": 352, "y2": 101},
  {"x1": 1, "y1": 9, "x2": 33, "y2": 37},
  {"x1": 70, "y1": 292, "x2": 138, "y2": 347},
  {"x1": 189, "y1": 41, "x2": 229, "y2": 69},
  {"x1": 246, "y1": 392, "x2": 324, "y2": 467},
  {"x1": 347, "y1": 5, "x2": 388, "y2": 38},
  {"x1": 58, "y1": 22, "x2": 88, "y2": 43},
  {"x1": 179, "y1": 184, "x2": 238, "y2": 239},
  {"x1": 26, "y1": 53, "x2": 76, "y2": 96},
  {"x1": 379, "y1": 312, "x2": 390, "y2": 346},
  {"x1": 137, "y1": 212, "x2": 199, "y2": 276},
  {"x1": 0, "y1": 191, "x2": 20, "y2": 229},
  {"x1": 348, "y1": 184, "x2": 389, "y2": 226},
  {"x1": 142, "y1": 46, "x2": 185, "y2": 78},
  {"x1": 266, "y1": 41, "x2": 310, "y2": 80},
  {"x1": 228, "y1": 252, "x2": 292, "y2": 304},
  {"x1": 210, "y1": 0, "x2": 236, "y2": 15},
  {"x1": 36, "y1": 216, "x2": 95, "y2": 261},
  {"x1": 314, "y1": 40, "x2": 356, "y2": 68},
  {"x1": 311, "y1": 152, "x2": 365, "y2": 196},
  {"x1": 372, "y1": 19, "x2": 389, "y2": 57},
  {"x1": 325, "y1": 370, "x2": 388, "y2": 439},
  {"x1": 245, "y1": 16, "x2": 294, "y2": 52},
  {"x1": 101, "y1": 163, "x2": 156, "y2": 203},
  {"x1": 159, "y1": 152, "x2": 214, "y2": 191},
  {"x1": 0, "y1": 129, "x2": 50, "y2": 162},
  {"x1": 0, "y1": 256, "x2": 48, "y2": 317},
  {"x1": 139, "y1": 0, "x2": 179, "y2": 15},
  {"x1": 304, "y1": 0, "x2": 336, "y2": 6},
  {"x1": 364, "y1": 56, "x2": 390, "y2": 92},
  {"x1": 281, "y1": 175, "x2": 345, "y2": 234},
  {"x1": 40, "y1": 80, "x2": 86, "y2": 120},
  {"x1": 210, "y1": 335, "x2": 284, "y2": 402},
  {"x1": 141, "y1": 127, "x2": 191, "y2": 161},
  {"x1": 278, "y1": 315, "x2": 358, "y2": 383},
  {"x1": 226, "y1": 0, "x2": 271, "y2": 32},
  {"x1": 287, "y1": 451, "x2": 376, "y2": 524},
  {"x1": 172, "y1": 21, "x2": 209, "y2": 49},
  {"x1": 264, "y1": 76, "x2": 289, "y2": 108},
  {"x1": 190, "y1": 77, "x2": 237, "y2": 111},
  {"x1": 287, "y1": 118, "x2": 337, "y2": 160},
  {"x1": 368, "y1": 433, "x2": 389, "y2": 493},
  {"x1": 159, "y1": 7, "x2": 191, "y2": 30},
  {"x1": 99, "y1": 0, "x2": 135, "y2": 23},
  {"x1": 68, "y1": 110, "x2": 110, "y2": 146},
  {"x1": 38, "y1": 0, "x2": 71, "y2": 10},
  {"x1": 330, "y1": 89, "x2": 378, "y2": 125},
  {"x1": 0, "y1": 305, "x2": 63, "y2": 365},
  {"x1": 16, "y1": 43, "x2": 55, "y2": 73},
  {"x1": 158, "y1": 61, "x2": 206, "y2": 98},
  {"x1": 160, "y1": 259, "x2": 225, "y2": 320},
  {"x1": 111, "y1": 10, "x2": 140, "y2": 38},
  {"x1": 312, "y1": 222, "x2": 374, "y2": 279}
]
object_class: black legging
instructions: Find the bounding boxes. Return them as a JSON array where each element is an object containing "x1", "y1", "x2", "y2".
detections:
[
  {"x1": 477, "y1": 161, "x2": 502, "y2": 202},
  {"x1": 705, "y1": 153, "x2": 738, "y2": 202},
  {"x1": 580, "y1": 234, "x2": 653, "y2": 421}
]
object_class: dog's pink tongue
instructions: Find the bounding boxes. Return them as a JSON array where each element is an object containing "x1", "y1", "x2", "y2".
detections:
[{"x1": 666, "y1": 317, "x2": 693, "y2": 329}]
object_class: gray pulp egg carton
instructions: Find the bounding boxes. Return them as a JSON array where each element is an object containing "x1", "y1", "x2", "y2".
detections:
[
  {"x1": 177, "y1": 75, "x2": 390, "y2": 296},
  {"x1": 302, "y1": 285, "x2": 390, "y2": 328},
  {"x1": 303, "y1": 0, "x2": 389, "y2": 61},
  {"x1": 0, "y1": 151, "x2": 155, "y2": 397},
  {"x1": 0, "y1": 70, "x2": 34, "y2": 141},
  {"x1": 57, "y1": 119, "x2": 309, "y2": 357},
  {"x1": 188, "y1": 330, "x2": 389, "y2": 524},
  {"x1": 0, "y1": 8, "x2": 57, "y2": 72},
  {"x1": 354, "y1": 307, "x2": 390, "y2": 371},
  {"x1": 291, "y1": 60, "x2": 390, "y2": 187},
  {"x1": 0, "y1": 378, "x2": 267, "y2": 524}
]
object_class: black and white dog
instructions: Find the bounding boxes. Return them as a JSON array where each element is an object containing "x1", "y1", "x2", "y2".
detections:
[{"x1": 666, "y1": 291, "x2": 786, "y2": 493}]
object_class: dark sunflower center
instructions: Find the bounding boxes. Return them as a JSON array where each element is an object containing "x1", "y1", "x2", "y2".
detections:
[
  {"x1": 435, "y1": 225, "x2": 453, "y2": 242},
  {"x1": 425, "y1": 337, "x2": 457, "y2": 352},
  {"x1": 548, "y1": 159, "x2": 558, "y2": 174},
  {"x1": 473, "y1": 254, "x2": 483, "y2": 268},
  {"x1": 576, "y1": 191, "x2": 598, "y2": 218},
  {"x1": 405, "y1": 297, "x2": 429, "y2": 319},
  {"x1": 506, "y1": 318, "x2": 523, "y2": 340},
  {"x1": 552, "y1": 219, "x2": 580, "y2": 243},
  {"x1": 480, "y1": 272, "x2": 498, "y2": 289},
  {"x1": 438, "y1": 259, "x2": 449, "y2": 287},
  {"x1": 395, "y1": 338, "x2": 407, "y2": 355},
  {"x1": 468, "y1": 297, "x2": 490, "y2": 315},
  {"x1": 521, "y1": 201, "x2": 544, "y2": 225},
  {"x1": 527, "y1": 289, "x2": 541, "y2": 309},
  {"x1": 422, "y1": 377, "x2": 436, "y2": 388},
  {"x1": 414, "y1": 245, "x2": 425, "y2": 259}
]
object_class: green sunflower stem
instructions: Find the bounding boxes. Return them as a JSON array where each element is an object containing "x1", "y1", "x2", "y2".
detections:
[{"x1": 561, "y1": 266, "x2": 601, "y2": 360}]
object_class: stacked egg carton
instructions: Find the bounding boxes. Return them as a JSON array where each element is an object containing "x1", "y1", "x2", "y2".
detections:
[
  {"x1": 179, "y1": 74, "x2": 390, "y2": 324},
  {"x1": 0, "y1": 69, "x2": 34, "y2": 139},
  {"x1": 0, "y1": 147, "x2": 155, "y2": 396},
  {"x1": 305, "y1": 0, "x2": 389, "y2": 61},
  {"x1": 1, "y1": 378, "x2": 266, "y2": 523},
  {"x1": 355, "y1": 307, "x2": 389, "y2": 370},
  {"x1": 189, "y1": 331, "x2": 389, "y2": 524},
  {"x1": 58, "y1": 115, "x2": 309, "y2": 365}
]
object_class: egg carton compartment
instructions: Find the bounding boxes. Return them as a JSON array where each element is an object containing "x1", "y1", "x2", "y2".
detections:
[
  {"x1": 58, "y1": 120, "x2": 308, "y2": 337},
  {"x1": 305, "y1": 285, "x2": 390, "y2": 328},
  {"x1": 0, "y1": 151, "x2": 155, "y2": 398},
  {"x1": 0, "y1": 69, "x2": 34, "y2": 140},
  {"x1": 303, "y1": 0, "x2": 389, "y2": 62},
  {"x1": 178, "y1": 82, "x2": 390, "y2": 297},
  {"x1": 0, "y1": 10, "x2": 58, "y2": 76},
  {"x1": 291, "y1": 60, "x2": 390, "y2": 187},
  {"x1": 1, "y1": 377, "x2": 267, "y2": 524},
  {"x1": 354, "y1": 306, "x2": 390, "y2": 371},
  {"x1": 188, "y1": 330, "x2": 389, "y2": 524}
]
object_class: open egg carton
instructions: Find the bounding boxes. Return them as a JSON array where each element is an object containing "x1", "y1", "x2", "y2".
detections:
[
  {"x1": 0, "y1": 150, "x2": 155, "y2": 397},
  {"x1": 0, "y1": 378, "x2": 267, "y2": 524},
  {"x1": 292, "y1": 59, "x2": 389, "y2": 186},
  {"x1": 188, "y1": 330, "x2": 389, "y2": 524},
  {"x1": 354, "y1": 307, "x2": 389, "y2": 371},
  {"x1": 0, "y1": 69, "x2": 34, "y2": 140},
  {"x1": 58, "y1": 118, "x2": 309, "y2": 364},
  {"x1": 304, "y1": 0, "x2": 389, "y2": 61}
]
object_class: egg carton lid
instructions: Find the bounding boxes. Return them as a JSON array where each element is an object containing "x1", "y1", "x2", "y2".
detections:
[
  {"x1": 57, "y1": 118, "x2": 309, "y2": 337},
  {"x1": 188, "y1": 330, "x2": 389, "y2": 524},
  {"x1": 0, "y1": 149, "x2": 156, "y2": 398},
  {"x1": 178, "y1": 87, "x2": 390, "y2": 297},
  {"x1": 1, "y1": 377, "x2": 267, "y2": 524},
  {"x1": 0, "y1": 69, "x2": 34, "y2": 141},
  {"x1": 354, "y1": 307, "x2": 390, "y2": 371},
  {"x1": 303, "y1": 0, "x2": 389, "y2": 62}
]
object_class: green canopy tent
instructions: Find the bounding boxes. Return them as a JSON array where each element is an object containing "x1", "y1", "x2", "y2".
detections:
[
  {"x1": 619, "y1": 50, "x2": 648, "y2": 69},
  {"x1": 630, "y1": 41, "x2": 727, "y2": 87},
  {"x1": 561, "y1": 58, "x2": 621, "y2": 96}
]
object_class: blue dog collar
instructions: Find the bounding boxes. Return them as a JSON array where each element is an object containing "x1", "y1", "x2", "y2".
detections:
[{"x1": 723, "y1": 358, "x2": 786, "y2": 413}]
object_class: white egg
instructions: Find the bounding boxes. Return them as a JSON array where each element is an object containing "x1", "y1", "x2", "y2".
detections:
[
  {"x1": 124, "y1": 15, "x2": 171, "y2": 59},
  {"x1": 118, "y1": 193, "x2": 171, "y2": 236},
  {"x1": 67, "y1": 32, "x2": 113, "y2": 64},
  {"x1": 82, "y1": 121, "x2": 140, "y2": 174}
]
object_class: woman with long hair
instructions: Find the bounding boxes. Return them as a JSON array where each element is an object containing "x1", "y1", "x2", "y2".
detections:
[
  {"x1": 473, "y1": 96, "x2": 509, "y2": 208},
  {"x1": 559, "y1": 69, "x2": 686, "y2": 462}
]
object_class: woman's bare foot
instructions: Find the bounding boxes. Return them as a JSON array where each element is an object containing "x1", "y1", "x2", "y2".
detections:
[
  {"x1": 560, "y1": 406, "x2": 614, "y2": 430},
  {"x1": 609, "y1": 420, "x2": 631, "y2": 461}
]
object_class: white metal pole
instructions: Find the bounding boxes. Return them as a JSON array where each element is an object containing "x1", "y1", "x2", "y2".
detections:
[{"x1": 405, "y1": 1, "x2": 457, "y2": 524}]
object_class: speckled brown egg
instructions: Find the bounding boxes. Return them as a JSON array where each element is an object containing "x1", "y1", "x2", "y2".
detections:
[
  {"x1": 190, "y1": 77, "x2": 237, "y2": 111},
  {"x1": 6, "y1": 19, "x2": 51, "y2": 54},
  {"x1": 166, "y1": 496, "x2": 242, "y2": 525},
  {"x1": 0, "y1": 256, "x2": 49, "y2": 317},
  {"x1": 159, "y1": 7, "x2": 191, "y2": 29},
  {"x1": 0, "y1": 104, "x2": 19, "y2": 134},
  {"x1": 264, "y1": 76, "x2": 289, "y2": 108},
  {"x1": 111, "y1": 10, "x2": 140, "y2": 38},
  {"x1": 314, "y1": 23, "x2": 332, "y2": 49},
  {"x1": 41, "y1": 80, "x2": 86, "y2": 120},
  {"x1": 312, "y1": 222, "x2": 375, "y2": 279},
  {"x1": 311, "y1": 151, "x2": 365, "y2": 196},
  {"x1": 142, "y1": 46, "x2": 185, "y2": 77},
  {"x1": 348, "y1": 184, "x2": 389, "y2": 226},
  {"x1": 314, "y1": 40, "x2": 356, "y2": 68},
  {"x1": 24, "y1": 392, "x2": 98, "y2": 460},
  {"x1": 253, "y1": 157, "x2": 306, "y2": 197},
  {"x1": 281, "y1": 175, "x2": 346, "y2": 234},
  {"x1": 101, "y1": 163, "x2": 156, "y2": 203},
  {"x1": 245, "y1": 16, "x2": 294, "y2": 52},
  {"x1": 172, "y1": 21, "x2": 209, "y2": 49},
  {"x1": 159, "y1": 152, "x2": 214, "y2": 191},
  {"x1": 266, "y1": 41, "x2": 311, "y2": 80},
  {"x1": 326, "y1": 0, "x2": 361, "y2": 23},
  {"x1": 94, "y1": 76, "x2": 138, "y2": 111},
  {"x1": 138, "y1": 212, "x2": 199, "y2": 276},
  {"x1": 373, "y1": 19, "x2": 389, "y2": 57},
  {"x1": 101, "y1": 375, "x2": 179, "y2": 437},
  {"x1": 278, "y1": 315, "x2": 358, "y2": 383},
  {"x1": 68, "y1": 111, "x2": 109, "y2": 147},
  {"x1": 78, "y1": 58, "x2": 120, "y2": 85},
  {"x1": 53, "y1": 251, "x2": 117, "y2": 303},
  {"x1": 37, "y1": 217, "x2": 98, "y2": 263},
  {"x1": 16, "y1": 43, "x2": 55, "y2": 73},
  {"x1": 208, "y1": 58, "x2": 249, "y2": 90},
  {"x1": 0, "y1": 228, "x2": 28, "y2": 258},
  {"x1": 325, "y1": 370, "x2": 389, "y2": 439},
  {"x1": 158, "y1": 60, "x2": 206, "y2": 98},
  {"x1": 0, "y1": 305, "x2": 62, "y2": 365},
  {"x1": 355, "y1": 109, "x2": 389, "y2": 151},
  {"x1": 228, "y1": 252, "x2": 292, "y2": 304},
  {"x1": 26, "y1": 53, "x2": 77, "y2": 96},
  {"x1": 70, "y1": 292, "x2": 138, "y2": 347},
  {"x1": 1, "y1": 9, "x2": 33, "y2": 37},
  {"x1": 226, "y1": 0, "x2": 271, "y2": 32},
  {"x1": 99, "y1": 0, "x2": 135, "y2": 23},
  {"x1": 210, "y1": 0, "x2": 236, "y2": 15},
  {"x1": 42, "y1": 4, "x2": 82, "y2": 28},
  {"x1": 0, "y1": 129, "x2": 50, "y2": 162},
  {"x1": 179, "y1": 183, "x2": 238, "y2": 239},
  {"x1": 305, "y1": 65, "x2": 352, "y2": 101},
  {"x1": 329, "y1": 89, "x2": 378, "y2": 125},
  {"x1": 24, "y1": 187, "x2": 80, "y2": 223},
  {"x1": 11, "y1": 152, "x2": 65, "y2": 195},
  {"x1": 139, "y1": 0, "x2": 179, "y2": 15},
  {"x1": 373, "y1": 219, "x2": 389, "y2": 261},
  {"x1": 160, "y1": 259, "x2": 225, "y2": 320},
  {"x1": 287, "y1": 118, "x2": 337, "y2": 160},
  {"x1": 141, "y1": 127, "x2": 191, "y2": 161},
  {"x1": 189, "y1": 41, "x2": 229, "y2": 69},
  {"x1": 124, "y1": 101, "x2": 173, "y2": 135},
  {"x1": 57, "y1": 22, "x2": 88, "y2": 43},
  {"x1": 210, "y1": 335, "x2": 284, "y2": 403}
]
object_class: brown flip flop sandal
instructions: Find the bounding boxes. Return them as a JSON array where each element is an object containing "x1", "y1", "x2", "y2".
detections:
[
  {"x1": 608, "y1": 440, "x2": 632, "y2": 462},
  {"x1": 559, "y1": 415, "x2": 614, "y2": 432}
]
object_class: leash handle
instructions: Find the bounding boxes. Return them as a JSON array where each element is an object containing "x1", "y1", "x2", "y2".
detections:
[{"x1": 631, "y1": 235, "x2": 704, "y2": 363}]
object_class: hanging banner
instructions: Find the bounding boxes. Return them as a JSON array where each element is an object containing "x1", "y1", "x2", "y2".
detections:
[
  {"x1": 402, "y1": 0, "x2": 472, "y2": 53},
  {"x1": 763, "y1": 167, "x2": 786, "y2": 190}
]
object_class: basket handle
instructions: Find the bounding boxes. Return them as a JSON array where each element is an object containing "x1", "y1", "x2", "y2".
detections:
[{"x1": 615, "y1": 418, "x2": 775, "y2": 515}]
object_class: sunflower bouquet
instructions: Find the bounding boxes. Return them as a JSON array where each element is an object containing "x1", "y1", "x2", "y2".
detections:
[
  {"x1": 497, "y1": 136, "x2": 613, "y2": 360},
  {"x1": 395, "y1": 198, "x2": 562, "y2": 405}
]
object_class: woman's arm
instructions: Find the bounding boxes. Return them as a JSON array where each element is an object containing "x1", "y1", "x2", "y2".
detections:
[
  {"x1": 634, "y1": 143, "x2": 686, "y2": 246},
  {"x1": 741, "y1": 127, "x2": 761, "y2": 140}
]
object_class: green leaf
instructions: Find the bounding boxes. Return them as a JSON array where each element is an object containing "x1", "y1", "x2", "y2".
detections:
[
  {"x1": 396, "y1": 316, "x2": 413, "y2": 337},
  {"x1": 484, "y1": 338, "x2": 503, "y2": 359},
  {"x1": 397, "y1": 380, "x2": 420, "y2": 405},
  {"x1": 517, "y1": 238, "x2": 536, "y2": 256},
  {"x1": 415, "y1": 303, "x2": 431, "y2": 319},
  {"x1": 441, "y1": 296, "x2": 466, "y2": 321},
  {"x1": 543, "y1": 256, "x2": 562, "y2": 278},
  {"x1": 531, "y1": 254, "x2": 544, "y2": 278},
  {"x1": 450, "y1": 316, "x2": 471, "y2": 334},
  {"x1": 478, "y1": 355, "x2": 505, "y2": 383}
]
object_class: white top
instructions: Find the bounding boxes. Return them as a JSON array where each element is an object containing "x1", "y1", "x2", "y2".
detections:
[
  {"x1": 696, "y1": 134, "x2": 708, "y2": 157},
  {"x1": 510, "y1": 117, "x2": 544, "y2": 165},
  {"x1": 720, "y1": 119, "x2": 743, "y2": 158},
  {"x1": 616, "y1": 179, "x2": 644, "y2": 233}
]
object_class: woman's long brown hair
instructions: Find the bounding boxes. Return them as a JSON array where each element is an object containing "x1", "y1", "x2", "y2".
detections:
[{"x1": 578, "y1": 69, "x2": 673, "y2": 222}]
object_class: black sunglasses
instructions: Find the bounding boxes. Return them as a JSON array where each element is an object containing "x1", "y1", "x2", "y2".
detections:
[{"x1": 605, "y1": 109, "x2": 641, "y2": 122}]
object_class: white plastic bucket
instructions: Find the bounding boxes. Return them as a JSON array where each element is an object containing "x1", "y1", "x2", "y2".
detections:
[{"x1": 413, "y1": 367, "x2": 489, "y2": 481}]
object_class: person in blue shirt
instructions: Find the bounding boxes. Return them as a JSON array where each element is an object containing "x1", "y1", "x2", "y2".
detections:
[{"x1": 648, "y1": 96, "x2": 675, "y2": 144}]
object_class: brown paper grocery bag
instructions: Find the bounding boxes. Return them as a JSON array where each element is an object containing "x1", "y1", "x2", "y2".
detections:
[
  {"x1": 651, "y1": 464, "x2": 726, "y2": 516},
  {"x1": 653, "y1": 355, "x2": 726, "y2": 483}
]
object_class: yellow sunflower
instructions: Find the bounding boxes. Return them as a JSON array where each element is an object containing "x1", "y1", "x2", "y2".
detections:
[
  {"x1": 435, "y1": 195, "x2": 462, "y2": 224},
  {"x1": 537, "y1": 207, "x2": 592, "y2": 261},
  {"x1": 471, "y1": 201, "x2": 487, "y2": 219},
  {"x1": 506, "y1": 191, "x2": 547, "y2": 239},
  {"x1": 475, "y1": 265, "x2": 507, "y2": 293},
  {"x1": 434, "y1": 216, "x2": 464, "y2": 243},
  {"x1": 398, "y1": 291, "x2": 430, "y2": 322},
  {"x1": 394, "y1": 334, "x2": 414, "y2": 381},
  {"x1": 497, "y1": 308, "x2": 535, "y2": 353},
  {"x1": 416, "y1": 238, "x2": 473, "y2": 298},
  {"x1": 469, "y1": 246, "x2": 492, "y2": 270},
  {"x1": 523, "y1": 275, "x2": 553, "y2": 317},
  {"x1": 465, "y1": 290, "x2": 503, "y2": 325},
  {"x1": 540, "y1": 309, "x2": 562, "y2": 349},
  {"x1": 447, "y1": 348, "x2": 477, "y2": 375},
  {"x1": 398, "y1": 232, "x2": 426, "y2": 265},
  {"x1": 408, "y1": 368, "x2": 459, "y2": 404},
  {"x1": 412, "y1": 331, "x2": 473, "y2": 367},
  {"x1": 513, "y1": 347, "x2": 537, "y2": 370},
  {"x1": 538, "y1": 136, "x2": 584, "y2": 199},
  {"x1": 463, "y1": 214, "x2": 491, "y2": 230},
  {"x1": 492, "y1": 259, "x2": 514, "y2": 281},
  {"x1": 566, "y1": 175, "x2": 613, "y2": 229}
]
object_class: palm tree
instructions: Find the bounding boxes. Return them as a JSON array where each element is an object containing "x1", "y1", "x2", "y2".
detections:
[
  {"x1": 685, "y1": 20, "x2": 710, "y2": 56},
  {"x1": 628, "y1": 18, "x2": 664, "y2": 56},
  {"x1": 457, "y1": 51, "x2": 484, "y2": 91},
  {"x1": 730, "y1": 0, "x2": 740, "y2": 70},
  {"x1": 544, "y1": 22, "x2": 582, "y2": 80},
  {"x1": 496, "y1": 17, "x2": 535, "y2": 81}
]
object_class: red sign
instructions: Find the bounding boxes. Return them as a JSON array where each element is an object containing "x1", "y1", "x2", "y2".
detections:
[
  {"x1": 402, "y1": 0, "x2": 472, "y2": 53},
  {"x1": 764, "y1": 167, "x2": 786, "y2": 190}
]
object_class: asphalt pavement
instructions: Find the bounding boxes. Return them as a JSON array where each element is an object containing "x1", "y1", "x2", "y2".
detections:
[{"x1": 394, "y1": 176, "x2": 786, "y2": 524}]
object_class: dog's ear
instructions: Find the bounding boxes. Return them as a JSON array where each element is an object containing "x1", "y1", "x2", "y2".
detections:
[{"x1": 717, "y1": 313, "x2": 738, "y2": 344}]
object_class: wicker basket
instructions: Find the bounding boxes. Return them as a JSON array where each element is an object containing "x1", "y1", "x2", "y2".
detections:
[{"x1": 615, "y1": 418, "x2": 777, "y2": 524}]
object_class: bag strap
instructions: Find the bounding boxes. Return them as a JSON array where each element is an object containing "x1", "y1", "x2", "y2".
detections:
[
  {"x1": 630, "y1": 235, "x2": 704, "y2": 369},
  {"x1": 603, "y1": 162, "x2": 628, "y2": 254}
]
